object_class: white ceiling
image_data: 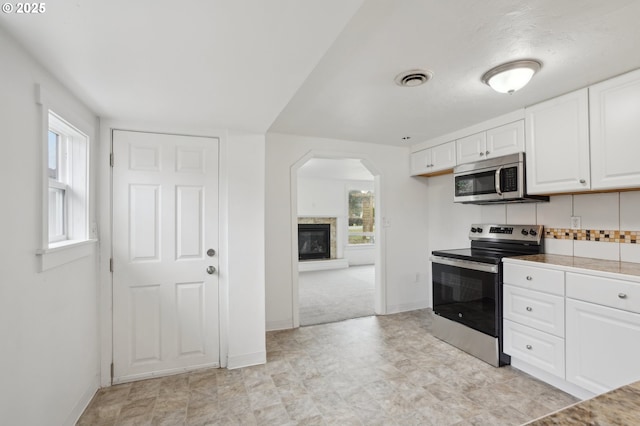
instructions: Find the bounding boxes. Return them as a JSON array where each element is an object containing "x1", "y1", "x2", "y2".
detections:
[
  {"x1": 0, "y1": 0, "x2": 364, "y2": 133},
  {"x1": 2, "y1": 0, "x2": 640, "y2": 146}
]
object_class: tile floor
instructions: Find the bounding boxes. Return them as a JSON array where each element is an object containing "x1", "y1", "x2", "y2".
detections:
[
  {"x1": 298, "y1": 265, "x2": 375, "y2": 326},
  {"x1": 77, "y1": 310, "x2": 578, "y2": 426}
]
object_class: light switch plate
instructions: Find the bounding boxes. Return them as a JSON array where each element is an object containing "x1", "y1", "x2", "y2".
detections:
[{"x1": 570, "y1": 216, "x2": 581, "y2": 230}]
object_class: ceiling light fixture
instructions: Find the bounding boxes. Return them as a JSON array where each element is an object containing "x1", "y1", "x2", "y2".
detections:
[
  {"x1": 395, "y1": 69, "x2": 433, "y2": 87},
  {"x1": 481, "y1": 60, "x2": 542, "y2": 94}
]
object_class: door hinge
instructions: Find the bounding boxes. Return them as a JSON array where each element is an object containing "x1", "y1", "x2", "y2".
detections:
[
  {"x1": 110, "y1": 153, "x2": 114, "y2": 167},
  {"x1": 109, "y1": 258, "x2": 113, "y2": 273}
]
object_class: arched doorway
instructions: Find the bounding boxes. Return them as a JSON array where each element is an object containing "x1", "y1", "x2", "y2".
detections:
[{"x1": 289, "y1": 152, "x2": 385, "y2": 327}]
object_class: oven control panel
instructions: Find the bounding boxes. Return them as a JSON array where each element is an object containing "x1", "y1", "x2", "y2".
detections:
[{"x1": 469, "y1": 224, "x2": 543, "y2": 244}]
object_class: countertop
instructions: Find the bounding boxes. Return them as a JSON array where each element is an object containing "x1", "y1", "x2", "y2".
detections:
[
  {"x1": 504, "y1": 253, "x2": 640, "y2": 283},
  {"x1": 525, "y1": 380, "x2": 640, "y2": 425}
]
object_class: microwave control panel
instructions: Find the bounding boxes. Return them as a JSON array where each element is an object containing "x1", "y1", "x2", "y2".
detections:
[{"x1": 501, "y1": 167, "x2": 518, "y2": 192}]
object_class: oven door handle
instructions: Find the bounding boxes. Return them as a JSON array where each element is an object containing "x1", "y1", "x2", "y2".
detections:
[{"x1": 430, "y1": 255, "x2": 499, "y2": 273}]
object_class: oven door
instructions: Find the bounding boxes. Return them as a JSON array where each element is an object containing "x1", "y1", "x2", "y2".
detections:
[{"x1": 431, "y1": 256, "x2": 500, "y2": 337}]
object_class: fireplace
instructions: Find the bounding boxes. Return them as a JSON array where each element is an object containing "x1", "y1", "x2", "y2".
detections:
[{"x1": 298, "y1": 223, "x2": 331, "y2": 260}]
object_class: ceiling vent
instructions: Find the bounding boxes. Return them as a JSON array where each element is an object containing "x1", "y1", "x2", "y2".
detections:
[{"x1": 394, "y1": 69, "x2": 433, "y2": 87}]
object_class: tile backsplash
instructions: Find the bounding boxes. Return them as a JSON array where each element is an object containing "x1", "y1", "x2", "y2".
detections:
[
  {"x1": 545, "y1": 228, "x2": 638, "y2": 244},
  {"x1": 487, "y1": 190, "x2": 640, "y2": 263}
]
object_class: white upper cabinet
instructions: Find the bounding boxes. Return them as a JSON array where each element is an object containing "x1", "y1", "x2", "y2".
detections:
[
  {"x1": 456, "y1": 121, "x2": 524, "y2": 165},
  {"x1": 590, "y1": 69, "x2": 640, "y2": 190},
  {"x1": 456, "y1": 131, "x2": 487, "y2": 164},
  {"x1": 431, "y1": 141, "x2": 457, "y2": 172},
  {"x1": 410, "y1": 148, "x2": 430, "y2": 176},
  {"x1": 525, "y1": 89, "x2": 590, "y2": 194},
  {"x1": 410, "y1": 141, "x2": 456, "y2": 176},
  {"x1": 486, "y1": 120, "x2": 525, "y2": 158}
]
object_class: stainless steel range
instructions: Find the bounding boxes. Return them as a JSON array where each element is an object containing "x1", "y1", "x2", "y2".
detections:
[{"x1": 430, "y1": 224, "x2": 544, "y2": 367}]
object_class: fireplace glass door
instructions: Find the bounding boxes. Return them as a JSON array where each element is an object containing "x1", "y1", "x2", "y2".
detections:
[{"x1": 298, "y1": 224, "x2": 330, "y2": 260}]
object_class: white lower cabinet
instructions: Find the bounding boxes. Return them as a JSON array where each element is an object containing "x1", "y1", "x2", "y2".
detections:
[
  {"x1": 565, "y1": 271, "x2": 640, "y2": 395},
  {"x1": 504, "y1": 319, "x2": 565, "y2": 378},
  {"x1": 502, "y1": 264, "x2": 565, "y2": 379},
  {"x1": 566, "y1": 298, "x2": 640, "y2": 395},
  {"x1": 503, "y1": 279, "x2": 565, "y2": 379},
  {"x1": 503, "y1": 284, "x2": 564, "y2": 337},
  {"x1": 504, "y1": 260, "x2": 640, "y2": 398}
]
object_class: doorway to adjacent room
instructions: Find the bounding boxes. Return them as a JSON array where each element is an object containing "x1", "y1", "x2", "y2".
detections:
[{"x1": 294, "y1": 156, "x2": 379, "y2": 326}]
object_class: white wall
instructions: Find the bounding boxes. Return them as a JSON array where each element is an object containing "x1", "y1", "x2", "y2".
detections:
[
  {"x1": 297, "y1": 176, "x2": 375, "y2": 264},
  {"x1": 224, "y1": 131, "x2": 266, "y2": 368},
  {"x1": 0, "y1": 27, "x2": 100, "y2": 425},
  {"x1": 265, "y1": 133, "x2": 430, "y2": 330}
]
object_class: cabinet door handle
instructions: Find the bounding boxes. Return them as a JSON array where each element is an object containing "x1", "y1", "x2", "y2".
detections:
[
  {"x1": 526, "y1": 345, "x2": 533, "y2": 350},
  {"x1": 526, "y1": 276, "x2": 533, "y2": 281},
  {"x1": 485, "y1": 151, "x2": 490, "y2": 155},
  {"x1": 579, "y1": 179, "x2": 586, "y2": 184},
  {"x1": 618, "y1": 293, "x2": 628, "y2": 299},
  {"x1": 526, "y1": 306, "x2": 533, "y2": 312},
  {"x1": 479, "y1": 152, "x2": 485, "y2": 156}
]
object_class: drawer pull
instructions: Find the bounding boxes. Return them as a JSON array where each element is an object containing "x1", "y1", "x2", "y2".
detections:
[
  {"x1": 526, "y1": 276, "x2": 533, "y2": 281},
  {"x1": 618, "y1": 293, "x2": 628, "y2": 299},
  {"x1": 526, "y1": 306, "x2": 533, "y2": 312},
  {"x1": 526, "y1": 345, "x2": 533, "y2": 350}
]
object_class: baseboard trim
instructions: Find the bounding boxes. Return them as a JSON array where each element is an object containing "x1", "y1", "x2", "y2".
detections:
[
  {"x1": 227, "y1": 351, "x2": 266, "y2": 370},
  {"x1": 298, "y1": 258, "x2": 349, "y2": 272},
  {"x1": 66, "y1": 375, "x2": 100, "y2": 426},
  {"x1": 266, "y1": 319, "x2": 294, "y2": 331},
  {"x1": 385, "y1": 300, "x2": 429, "y2": 314},
  {"x1": 112, "y1": 362, "x2": 220, "y2": 385},
  {"x1": 510, "y1": 358, "x2": 595, "y2": 400}
]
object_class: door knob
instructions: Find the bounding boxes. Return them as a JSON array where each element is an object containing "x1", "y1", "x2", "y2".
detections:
[
  {"x1": 207, "y1": 248, "x2": 216, "y2": 257},
  {"x1": 206, "y1": 266, "x2": 216, "y2": 275}
]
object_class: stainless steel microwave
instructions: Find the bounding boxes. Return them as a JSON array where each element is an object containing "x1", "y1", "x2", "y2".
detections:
[{"x1": 453, "y1": 152, "x2": 549, "y2": 204}]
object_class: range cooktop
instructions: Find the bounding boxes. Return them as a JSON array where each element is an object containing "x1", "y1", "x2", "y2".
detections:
[
  {"x1": 431, "y1": 224, "x2": 544, "y2": 265},
  {"x1": 430, "y1": 247, "x2": 528, "y2": 265}
]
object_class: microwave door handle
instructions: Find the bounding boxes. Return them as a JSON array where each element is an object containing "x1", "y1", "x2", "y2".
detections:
[{"x1": 495, "y1": 166, "x2": 503, "y2": 196}]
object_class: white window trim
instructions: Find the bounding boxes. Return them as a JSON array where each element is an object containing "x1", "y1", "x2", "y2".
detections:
[
  {"x1": 35, "y1": 84, "x2": 97, "y2": 272},
  {"x1": 36, "y1": 240, "x2": 96, "y2": 271},
  {"x1": 346, "y1": 185, "x2": 375, "y2": 246}
]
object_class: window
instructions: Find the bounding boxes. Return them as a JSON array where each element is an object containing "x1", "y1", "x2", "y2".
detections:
[
  {"x1": 46, "y1": 111, "x2": 89, "y2": 247},
  {"x1": 48, "y1": 129, "x2": 67, "y2": 242},
  {"x1": 348, "y1": 189, "x2": 375, "y2": 245},
  {"x1": 35, "y1": 84, "x2": 95, "y2": 271}
]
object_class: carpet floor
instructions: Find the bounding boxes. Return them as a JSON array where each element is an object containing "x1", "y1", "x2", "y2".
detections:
[{"x1": 298, "y1": 265, "x2": 374, "y2": 326}]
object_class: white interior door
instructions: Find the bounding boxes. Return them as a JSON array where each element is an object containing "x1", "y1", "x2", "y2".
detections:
[{"x1": 112, "y1": 130, "x2": 219, "y2": 383}]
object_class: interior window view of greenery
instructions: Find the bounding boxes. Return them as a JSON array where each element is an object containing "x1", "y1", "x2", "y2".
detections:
[{"x1": 348, "y1": 189, "x2": 374, "y2": 244}]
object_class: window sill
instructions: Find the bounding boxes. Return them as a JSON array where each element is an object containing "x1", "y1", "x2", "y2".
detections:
[
  {"x1": 346, "y1": 244, "x2": 376, "y2": 249},
  {"x1": 36, "y1": 239, "x2": 97, "y2": 272}
]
